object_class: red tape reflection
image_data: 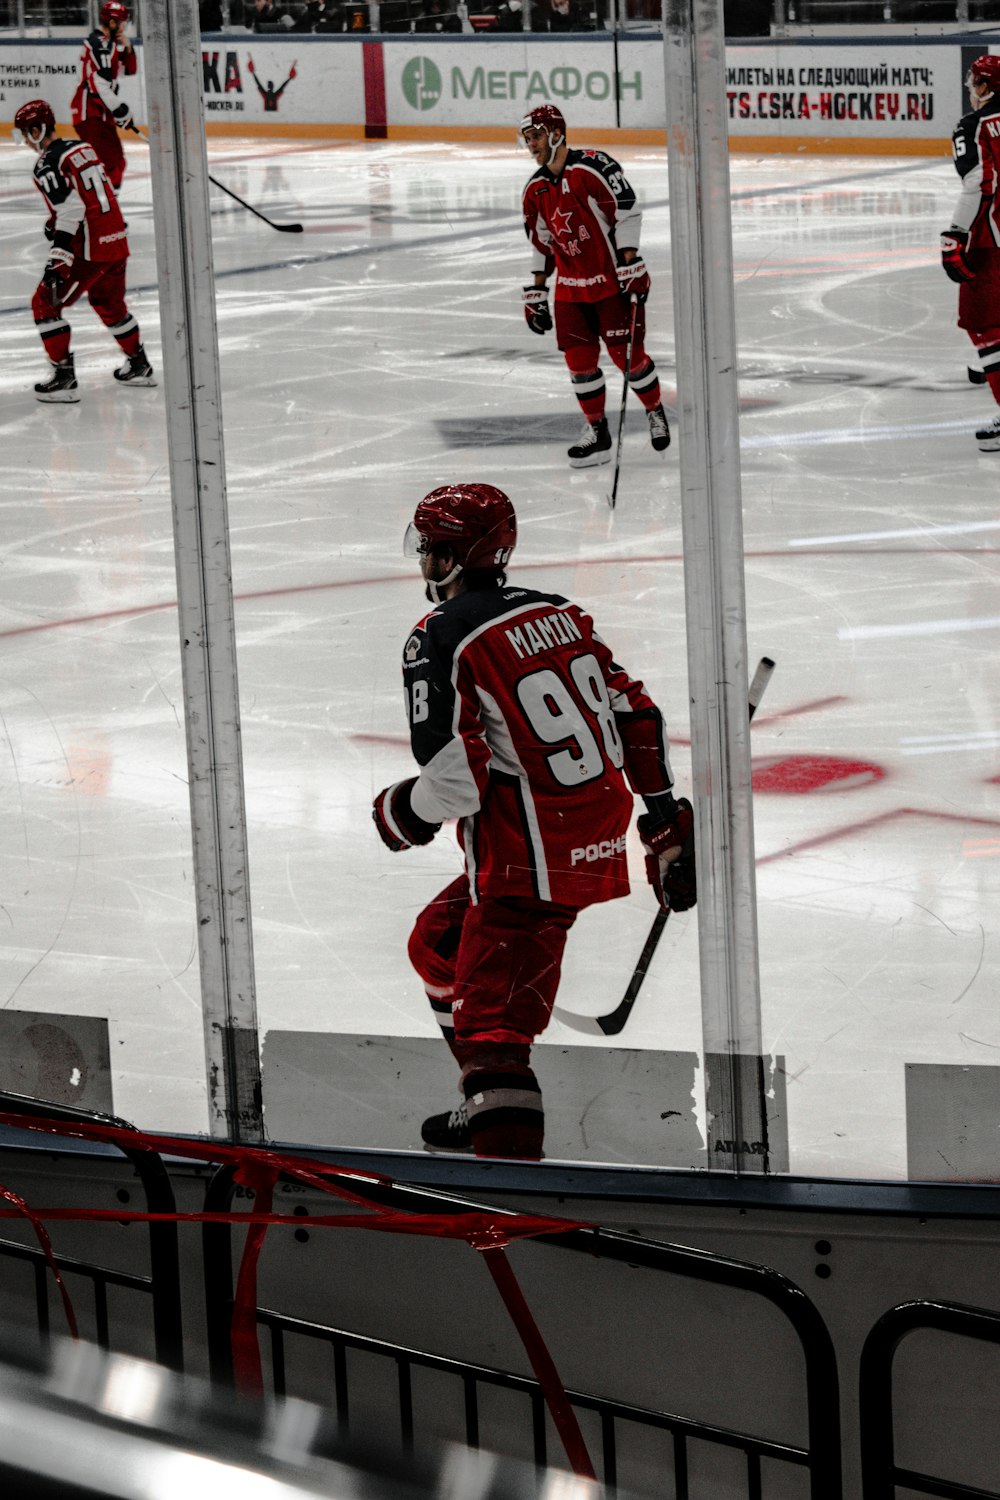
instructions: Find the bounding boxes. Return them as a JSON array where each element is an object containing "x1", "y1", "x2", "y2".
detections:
[{"x1": 0, "y1": 1109, "x2": 596, "y2": 1480}]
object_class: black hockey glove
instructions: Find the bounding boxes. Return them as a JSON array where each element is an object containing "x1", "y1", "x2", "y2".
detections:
[
  {"x1": 616, "y1": 255, "x2": 651, "y2": 304},
  {"x1": 522, "y1": 285, "x2": 552, "y2": 336},
  {"x1": 372, "y1": 777, "x2": 441, "y2": 853},
  {"x1": 941, "y1": 228, "x2": 975, "y2": 284},
  {"x1": 637, "y1": 794, "x2": 696, "y2": 914},
  {"x1": 113, "y1": 101, "x2": 134, "y2": 130},
  {"x1": 42, "y1": 247, "x2": 74, "y2": 305}
]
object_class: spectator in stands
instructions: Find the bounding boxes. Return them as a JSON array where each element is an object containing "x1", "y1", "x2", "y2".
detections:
[
  {"x1": 414, "y1": 0, "x2": 462, "y2": 28},
  {"x1": 246, "y1": 0, "x2": 297, "y2": 28},
  {"x1": 199, "y1": 0, "x2": 224, "y2": 27},
  {"x1": 293, "y1": 0, "x2": 343, "y2": 26},
  {"x1": 534, "y1": 0, "x2": 590, "y2": 27},
  {"x1": 494, "y1": 0, "x2": 524, "y2": 25}
]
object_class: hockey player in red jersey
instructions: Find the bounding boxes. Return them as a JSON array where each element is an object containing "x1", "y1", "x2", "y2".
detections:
[
  {"x1": 70, "y1": 0, "x2": 138, "y2": 192},
  {"x1": 372, "y1": 484, "x2": 695, "y2": 1159},
  {"x1": 15, "y1": 98, "x2": 155, "y2": 404},
  {"x1": 941, "y1": 54, "x2": 1000, "y2": 452},
  {"x1": 520, "y1": 105, "x2": 671, "y2": 468}
]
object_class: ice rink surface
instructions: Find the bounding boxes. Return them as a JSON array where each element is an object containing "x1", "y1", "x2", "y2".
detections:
[{"x1": 0, "y1": 134, "x2": 997, "y2": 1178}]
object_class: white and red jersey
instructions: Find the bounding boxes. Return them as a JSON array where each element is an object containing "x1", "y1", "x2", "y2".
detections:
[
  {"x1": 31, "y1": 137, "x2": 129, "y2": 263},
  {"x1": 950, "y1": 97, "x2": 1000, "y2": 251},
  {"x1": 522, "y1": 147, "x2": 643, "y2": 304},
  {"x1": 71, "y1": 27, "x2": 137, "y2": 128},
  {"x1": 401, "y1": 583, "x2": 673, "y2": 908}
]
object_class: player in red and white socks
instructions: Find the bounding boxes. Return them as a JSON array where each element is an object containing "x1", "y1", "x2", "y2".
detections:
[
  {"x1": 14, "y1": 98, "x2": 155, "y2": 403},
  {"x1": 520, "y1": 105, "x2": 671, "y2": 468},
  {"x1": 71, "y1": 0, "x2": 138, "y2": 193},
  {"x1": 941, "y1": 54, "x2": 1000, "y2": 452},
  {"x1": 373, "y1": 484, "x2": 694, "y2": 1160}
]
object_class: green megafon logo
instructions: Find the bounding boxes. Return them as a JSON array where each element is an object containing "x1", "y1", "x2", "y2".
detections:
[{"x1": 402, "y1": 57, "x2": 443, "y2": 112}]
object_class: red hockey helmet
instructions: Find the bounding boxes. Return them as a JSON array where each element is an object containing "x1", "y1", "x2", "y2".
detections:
[
  {"x1": 100, "y1": 0, "x2": 130, "y2": 26},
  {"x1": 405, "y1": 484, "x2": 517, "y2": 572},
  {"x1": 13, "y1": 98, "x2": 55, "y2": 150},
  {"x1": 967, "y1": 54, "x2": 1000, "y2": 96},
  {"x1": 519, "y1": 104, "x2": 567, "y2": 163}
]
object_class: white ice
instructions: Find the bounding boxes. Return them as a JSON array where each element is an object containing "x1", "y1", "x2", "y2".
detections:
[{"x1": 0, "y1": 135, "x2": 997, "y2": 1178}]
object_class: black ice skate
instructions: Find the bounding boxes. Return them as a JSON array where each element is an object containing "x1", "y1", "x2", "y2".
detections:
[
  {"x1": 420, "y1": 1102, "x2": 472, "y2": 1153},
  {"x1": 567, "y1": 417, "x2": 612, "y2": 469},
  {"x1": 34, "y1": 357, "x2": 78, "y2": 404},
  {"x1": 968, "y1": 365, "x2": 988, "y2": 386},
  {"x1": 113, "y1": 347, "x2": 157, "y2": 387},
  {"x1": 647, "y1": 403, "x2": 671, "y2": 452},
  {"x1": 976, "y1": 413, "x2": 1000, "y2": 451}
]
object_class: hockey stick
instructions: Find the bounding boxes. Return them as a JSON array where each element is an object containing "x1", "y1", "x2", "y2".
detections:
[
  {"x1": 206, "y1": 171, "x2": 303, "y2": 234},
  {"x1": 553, "y1": 655, "x2": 776, "y2": 1038},
  {"x1": 128, "y1": 124, "x2": 303, "y2": 233},
  {"x1": 607, "y1": 293, "x2": 638, "y2": 512}
]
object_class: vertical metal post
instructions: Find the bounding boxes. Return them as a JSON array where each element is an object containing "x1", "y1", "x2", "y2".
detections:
[
  {"x1": 662, "y1": 0, "x2": 768, "y2": 1171},
  {"x1": 142, "y1": 0, "x2": 263, "y2": 1143}
]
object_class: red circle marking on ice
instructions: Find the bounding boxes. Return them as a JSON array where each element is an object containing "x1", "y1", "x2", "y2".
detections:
[{"x1": 751, "y1": 755, "x2": 886, "y2": 794}]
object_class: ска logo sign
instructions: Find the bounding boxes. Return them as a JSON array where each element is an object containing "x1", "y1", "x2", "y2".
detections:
[{"x1": 402, "y1": 57, "x2": 443, "y2": 112}]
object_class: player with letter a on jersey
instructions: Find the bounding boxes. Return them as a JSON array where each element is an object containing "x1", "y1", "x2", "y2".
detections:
[
  {"x1": 71, "y1": 0, "x2": 138, "y2": 192},
  {"x1": 372, "y1": 484, "x2": 695, "y2": 1160},
  {"x1": 14, "y1": 97, "x2": 155, "y2": 404},
  {"x1": 520, "y1": 105, "x2": 671, "y2": 469},
  {"x1": 942, "y1": 54, "x2": 1000, "y2": 452}
]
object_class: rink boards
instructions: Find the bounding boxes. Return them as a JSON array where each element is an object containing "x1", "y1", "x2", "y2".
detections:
[{"x1": 1, "y1": 34, "x2": 996, "y2": 153}]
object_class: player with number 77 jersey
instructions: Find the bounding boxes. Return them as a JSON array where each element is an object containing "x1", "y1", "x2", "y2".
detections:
[
  {"x1": 372, "y1": 483, "x2": 693, "y2": 1162},
  {"x1": 14, "y1": 96, "x2": 154, "y2": 403}
]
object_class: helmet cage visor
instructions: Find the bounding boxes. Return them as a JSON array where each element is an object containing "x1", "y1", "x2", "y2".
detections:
[{"x1": 403, "y1": 522, "x2": 431, "y2": 559}]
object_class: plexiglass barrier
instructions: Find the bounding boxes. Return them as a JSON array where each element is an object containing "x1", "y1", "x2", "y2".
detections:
[{"x1": 0, "y1": 9, "x2": 997, "y2": 1180}]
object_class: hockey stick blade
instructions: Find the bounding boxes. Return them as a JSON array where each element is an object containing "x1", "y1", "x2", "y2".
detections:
[
  {"x1": 209, "y1": 173, "x2": 303, "y2": 232},
  {"x1": 552, "y1": 657, "x2": 776, "y2": 1039},
  {"x1": 128, "y1": 125, "x2": 303, "y2": 232},
  {"x1": 553, "y1": 908, "x2": 668, "y2": 1036}
]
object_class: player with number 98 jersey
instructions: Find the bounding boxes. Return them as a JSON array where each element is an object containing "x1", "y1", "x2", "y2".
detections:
[
  {"x1": 372, "y1": 484, "x2": 688, "y2": 1162},
  {"x1": 403, "y1": 584, "x2": 670, "y2": 907}
]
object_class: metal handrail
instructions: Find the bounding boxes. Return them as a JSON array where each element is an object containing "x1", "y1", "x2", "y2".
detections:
[
  {"x1": 860, "y1": 1299, "x2": 1000, "y2": 1500},
  {"x1": 0, "y1": 1091, "x2": 184, "y2": 1370},
  {"x1": 0, "y1": 1235, "x2": 158, "y2": 1349},
  {"x1": 201, "y1": 1162, "x2": 842, "y2": 1498},
  {"x1": 259, "y1": 1305, "x2": 816, "y2": 1469}
]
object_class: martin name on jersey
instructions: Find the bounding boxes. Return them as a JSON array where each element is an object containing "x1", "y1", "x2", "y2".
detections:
[
  {"x1": 32, "y1": 138, "x2": 128, "y2": 262},
  {"x1": 522, "y1": 147, "x2": 642, "y2": 303},
  {"x1": 401, "y1": 583, "x2": 673, "y2": 908}
]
